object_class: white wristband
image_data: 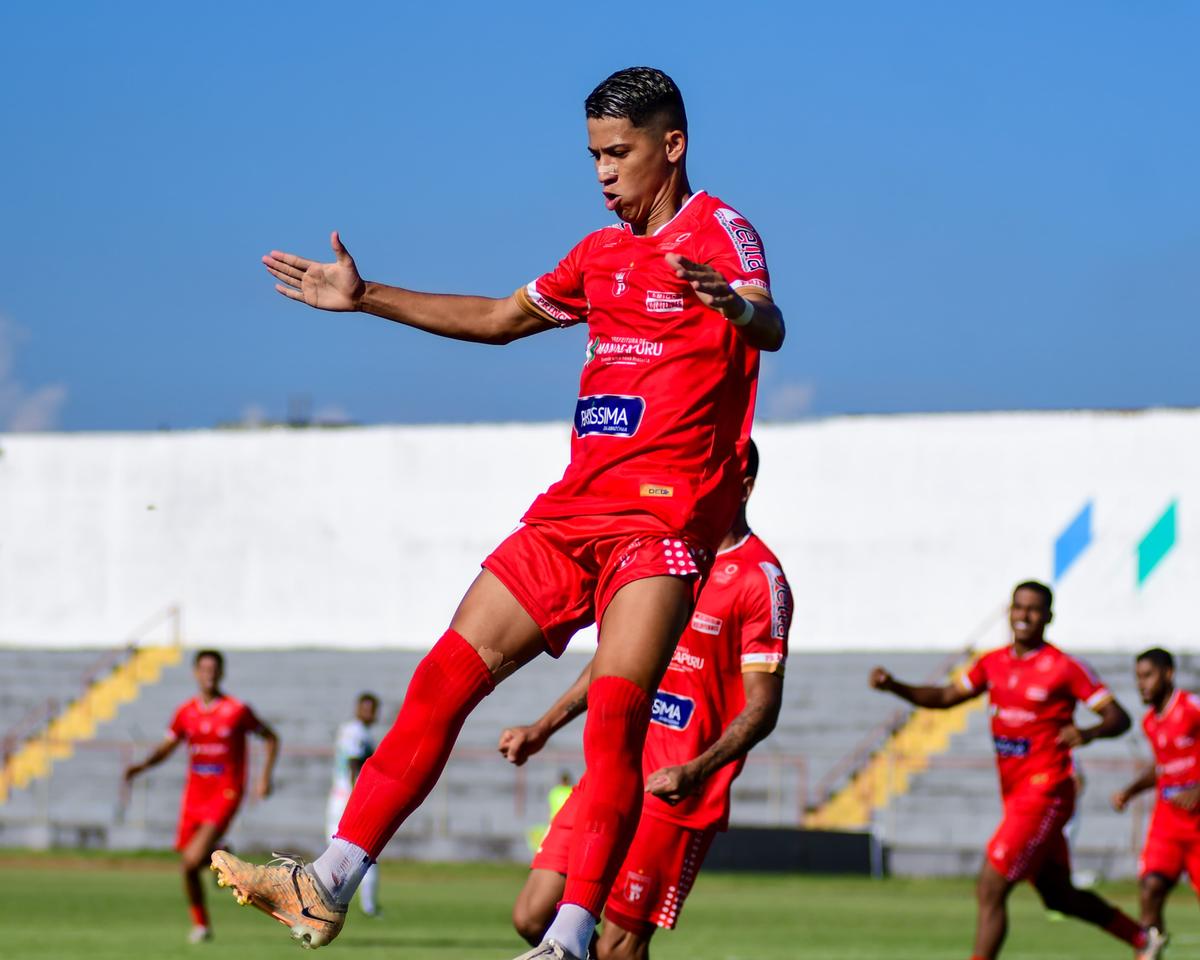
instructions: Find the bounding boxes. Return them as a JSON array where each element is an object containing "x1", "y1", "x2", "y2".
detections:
[{"x1": 728, "y1": 296, "x2": 755, "y2": 327}]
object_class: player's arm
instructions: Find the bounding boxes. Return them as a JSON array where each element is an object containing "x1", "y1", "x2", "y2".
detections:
[
  {"x1": 1112, "y1": 762, "x2": 1157, "y2": 812},
  {"x1": 497, "y1": 660, "x2": 593, "y2": 766},
  {"x1": 254, "y1": 719, "x2": 280, "y2": 800},
  {"x1": 646, "y1": 671, "x2": 784, "y2": 804},
  {"x1": 665, "y1": 253, "x2": 785, "y2": 352},
  {"x1": 1057, "y1": 698, "x2": 1132, "y2": 748},
  {"x1": 263, "y1": 232, "x2": 556, "y2": 345},
  {"x1": 869, "y1": 666, "x2": 978, "y2": 709},
  {"x1": 123, "y1": 734, "x2": 180, "y2": 781}
]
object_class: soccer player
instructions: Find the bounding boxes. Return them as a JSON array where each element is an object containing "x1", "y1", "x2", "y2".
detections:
[
  {"x1": 1113, "y1": 647, "x2": 1200, "y2": 949},
  {"x1": 326, "y1": 693, "x2": 381, "y2": 917},
  {"x1": 124, "y1": 649, "x2": 278, "y2": 943},
  {"x1": 502, "y1": 440, "x2": 791, "y2": 959},
  {"x1": 213, "y1": 66, "x2": 784, "y2": 960},
  {"x1": 869, "y1": 581, "x2": 1164, "y2": 960}
]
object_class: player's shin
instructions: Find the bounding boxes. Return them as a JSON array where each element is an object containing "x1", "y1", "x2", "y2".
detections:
[
  {"x1": 324, "y1": 630, "x2": 495, "y2": 898},
  {"x1": 551, "y1": 676, "x2": 650, "y2": 956}
]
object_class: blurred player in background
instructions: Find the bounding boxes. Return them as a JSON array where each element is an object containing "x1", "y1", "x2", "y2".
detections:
[
  {"x1": 1113, "y1": 647, "x2": 1200, "y2": 951},
  {"x1": 327, "y1": 693, "x2": 380, "y2": 917},
  {"x1": 502, "y1": 441, "x2": 791, "y2": 959},
  {"x1": 870, "y1": 582, "x2": 1164, "y2": 960},
  {"x1": 214, "y1": 65, "x2": 784, "y2": 960},
  {"x1": 124, "y1": 649, "x2": 278, "y2": 943}
]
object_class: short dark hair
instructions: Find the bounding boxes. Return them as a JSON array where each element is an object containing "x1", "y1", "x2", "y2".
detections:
[
  {"x1": 1137, "y1": 647, "x2": 1175, "y2": 672},
  {"x1": 193, "y1": 649, "x2": 224, "y2": 670},
  {"x1": 1012, "y1": 580, "x2": 1053, "y2": 611},
  {"x1": 746, "y1": 439, "x2": 760, "y2": 480},
  {"x1": 357, "y1": 692, "x2": 380, "y2": 708},
  {"x1": 585, "y1": 67, "x2": 687, "y2": 135}
]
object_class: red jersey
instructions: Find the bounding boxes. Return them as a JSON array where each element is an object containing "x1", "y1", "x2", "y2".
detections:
[
  {"x1": 641, "y1": 532, "x2": 792, "y2": 830},
  {"x1": 515, "y1": 191, "x2": 771, "y2": 551},
  {"x1": 168, "y1": 695, "x2": 263, "y2": 798},
  {"x1": 1143, "y1": 689, "x2": 1200, "y2": 832},
  {"x1": 960, "y1": 643, "x2": 1112, "y2": 797}
]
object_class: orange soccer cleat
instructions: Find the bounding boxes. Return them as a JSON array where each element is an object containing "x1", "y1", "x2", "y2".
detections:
[{"x1": 210, "y1": 850, "x2": 346, "y2": 949}]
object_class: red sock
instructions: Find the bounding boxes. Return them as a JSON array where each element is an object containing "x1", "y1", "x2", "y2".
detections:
[
  {"x1": 189, "y1": 904, "x2": 208, "y2": 927},
  {"x1": 561, "y1": 675, "x2": 651, "y2": 915},
  {"x1": 1105, "y1": 911, "x2": 1146, "y2": 948},
  {"x1": 336, "y1": 630, "x2": 495, "y2": 857}
]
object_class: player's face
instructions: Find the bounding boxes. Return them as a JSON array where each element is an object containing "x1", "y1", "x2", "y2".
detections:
[
  {"x1": 357, "y1": 698, "x2": 378, "y2": 725},
  {"x1": 1009, "y1": 588, "x2": 1051, "y2": 643},
  {"x1": 587, "y1": 116, "x2": 686, "y2": 226},
  {"x1": 1136, "y1": 659, "x2": 1171, "y2": 705},
  {"x1": 194, "y1": 656, "x2": 222, "y2": 695}
]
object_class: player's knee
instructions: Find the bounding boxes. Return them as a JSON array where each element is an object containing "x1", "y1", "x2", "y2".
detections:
[
  {"x1": 1140, "y1": 872, "x2": 1170, "y2": 902},
  {"x1": 512, "y1": 899, "x2": 552, "y2": 946},
  {"x1": 181, "y1": 851, "x2": 205, "y2": 873}
]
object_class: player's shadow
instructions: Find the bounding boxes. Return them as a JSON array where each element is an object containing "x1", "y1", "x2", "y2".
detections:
[{"x1": 344, "y1": 935, "x2": 518, "y2": 950}]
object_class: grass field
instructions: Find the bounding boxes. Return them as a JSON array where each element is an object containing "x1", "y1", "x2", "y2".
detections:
[{"x1": 2, "y1": 851, "x2": 1196, "y2": 959}]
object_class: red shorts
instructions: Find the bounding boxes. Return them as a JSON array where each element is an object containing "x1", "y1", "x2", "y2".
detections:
[
  {"x1": 986, "y1": 786, "x2": 1074, "y2": 881},
  {"x1": 1140, "y1": 808, "x2": 1200, "y2": 888},
  {"x1": 176, "y1": 784, "x2": 243, "y2": 850},
  {"x1": 484, "y1": 517, "x2": 711, "y2": 656},
  {"x1": 531, "y1": 782, "x2": 717, "y2": 934}
]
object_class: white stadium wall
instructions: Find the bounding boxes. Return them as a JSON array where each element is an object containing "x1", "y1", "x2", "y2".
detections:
[{"x1": 0, "y1": 409, "x2": 1195, "y2": 652}]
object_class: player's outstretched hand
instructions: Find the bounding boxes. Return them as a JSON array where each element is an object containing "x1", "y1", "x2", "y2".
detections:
[
  {"x1": 665, "y1": 253, "x2": 742, "y2": 316},
  {"x1": 1169, "y1": 785, "x2": 1200, "y2": 812},
  {"x1": 122, "y1": 764, "x2": 141, "y2": 782},
  {"x1": 1111, "y1": 789, "x2": 1130, "y2": 812},
  {"x1": 262, "y1": 231, "x2": 365, "y2": 312},
  {"x1": 497, "y1": 724, "x2": 547, "y2": 766},
  {"x1": 1056, "y1": 724, "x2": 1089, "y2": 748},
  {"x1": 645, "y1": 764, "x2": 699, "y2": 804},
  {"x1": 868, "y1": 667, "x2": 893, "y2": 691},
  {"x1": 253, "y1": 775, "x2": 273, "y2": 801}
]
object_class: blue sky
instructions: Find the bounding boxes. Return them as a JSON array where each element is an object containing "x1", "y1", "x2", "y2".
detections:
[{"x1": 0, "y1": 1, "x2": 1196, "y2": 431}]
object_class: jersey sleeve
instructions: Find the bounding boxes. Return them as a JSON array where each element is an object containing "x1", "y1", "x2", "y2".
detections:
[
  {"x1": 167, "y1": 704, "x2": 186, "y2": 740},
  {"x1": 738, "y1": 561, "x2": 792, "y2": 675},
  {"x1": 1066, "y1": 656, "x2": 1113, "y2": 710},
  {"x1": 514, "y1": 235, "x2": 593, "y2": 328},
  {"x1": 699, "y1": 205, "x2": 772, "y2": 300},
  {"x1": 958, "y1": 653, "x2": 991, "y2": 694},
  {"x1": 241, "y1": 703, "x2": 267, "y2": 735}
]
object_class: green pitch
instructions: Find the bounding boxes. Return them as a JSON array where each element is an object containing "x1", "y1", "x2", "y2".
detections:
[{"x1": 2, "y1": 851, "x2": 1197, "y2": 959}]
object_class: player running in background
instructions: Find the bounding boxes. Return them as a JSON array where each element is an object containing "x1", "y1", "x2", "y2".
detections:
[
  {"x1": 1113, "y1": 647, "x2": 1200, "y2": 950},
  {"x1": 502, "y1": 441, "x2": 791, "y2": 959},
  {"x1": 214, "y1": 66, "x2": 784, "y2": 960},
  {"x1": 870, "y1": 581, "x2": 1164, "y2": 960},
  {"x1": 327, "y1": 693, "x2": 381, "y2": 917},
  {"x1": 124, "y1": 649, "x2": 278, "y2": 944}
]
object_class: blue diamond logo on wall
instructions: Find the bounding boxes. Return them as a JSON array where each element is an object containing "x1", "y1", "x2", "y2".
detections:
[{"x1": 1053, "y1": 501, "x2": 1093, "y2": 582}]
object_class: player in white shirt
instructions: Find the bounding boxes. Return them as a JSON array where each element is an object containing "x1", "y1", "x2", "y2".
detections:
[{"x1": 327, "y1": 693, "x2": 381, "y2": 916}]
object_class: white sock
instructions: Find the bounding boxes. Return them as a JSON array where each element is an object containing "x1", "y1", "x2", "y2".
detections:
[
  {"x1": 311, "y1": 837, "x2": 373, "y2": 908},
  {"x1": 358, "y1": 863, "x2": 379, "y2": 914},
  {"x1": 543, "y1": 903, "x2": 596, "y2": 959}
]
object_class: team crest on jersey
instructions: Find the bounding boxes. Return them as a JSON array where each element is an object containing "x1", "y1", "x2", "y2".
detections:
[
  {"x1": 574, "y1": 395, "x2": 646, "y2": 438},
  {"x1": 713, "y1": 208, "x2": 766, "y2": 273},
  {"x1": 651, "y1": 691, "x2": 696, "y2": 731},
  {"x1": 612, "y1": 265, "x2": 634, "y2": 297}
]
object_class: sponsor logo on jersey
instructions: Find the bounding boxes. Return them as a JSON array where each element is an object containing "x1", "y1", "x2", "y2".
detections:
[
  {"x1": 1163, "y1": 780, "x2": 1200, "y2": 799},
  {"x1": 713, "y1": 207, "x2": 766, "y2": 273},
  {"x1": 691, "y1": 611, "x2": 723, "y2": 636},
  {"x1": 646, "y1": 290, "x2": 684, "y2": 313},
  {"x1": 1025, "y1": 686, "x2": 1048, "y2": 702},
  {"x1": 671, "y1": 646, "x2": 706, "y2": 671},
  {"x1": 588, "y1": 336, "x2": 664, "y2": 365},
  {"x1": 1162, "y1": 757, "x2": 1198, "y2": 776},
  {"x1": 742, "y1": 651, "x2": 785, "y2": 671},
  {"x1": 651, "y1": 690, "x2": 696, "y2": 731},
  {"x1": 192, "y1": 762, "x2": 227, "y2": 776},
  {"x1": 993, "y1": 735, "x2": 1031, "y2": 758},
  {"x1": 640, "y1": 483, "x2": 674, "y2": 498},
  {"x1": 994, "y1": 706, "x2": 1039, "y2": 725},
  {"x1": 758, "y1": 561, "x2": 792, "y2": 642},
  {"x1": 525, "y1": 283, "x2": 577, "y2": 324},
  {"x1": 574, "y1": 395, "x2": 646, "y2": 438}
]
